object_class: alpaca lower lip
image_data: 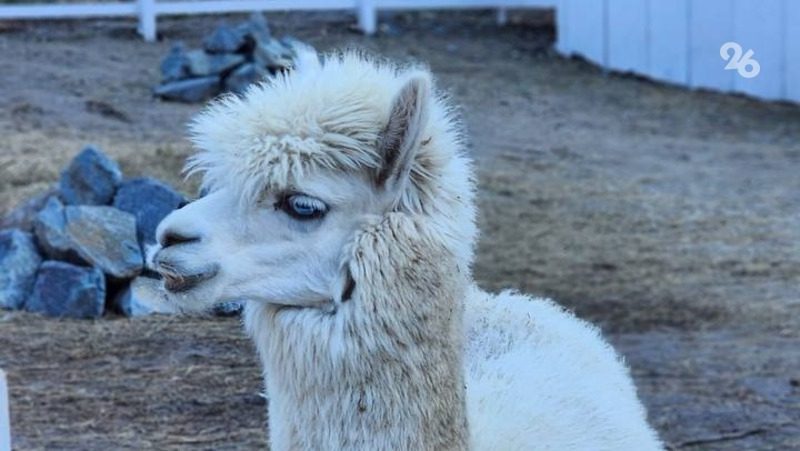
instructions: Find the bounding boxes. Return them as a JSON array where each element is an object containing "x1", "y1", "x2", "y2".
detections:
[{"x1": 162, "y1": 265, "x2": 219, "y2": 293}]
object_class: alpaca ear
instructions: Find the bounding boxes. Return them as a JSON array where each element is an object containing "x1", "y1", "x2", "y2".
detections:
[{"x1": 376, "y1": 73, "x2": 431, "y2": 196}]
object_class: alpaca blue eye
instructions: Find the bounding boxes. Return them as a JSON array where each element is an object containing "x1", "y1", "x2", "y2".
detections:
[{"x1": 279, "y1": 194, "x2": 327, "y2": 220}]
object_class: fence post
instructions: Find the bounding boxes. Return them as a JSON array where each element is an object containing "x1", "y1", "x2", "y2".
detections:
[
  {"x1": 0, "y1": 370, "x2": 10, "y2": 451},
  {"x1": 137, "y1": 0, "x2": 156, "y2": 42},
  {"x1": 357, "y1": 0, "x2": 376, "y2": 35},
  {"x1": 496, "y1": 7, "x2": 508, "y2": 26}
]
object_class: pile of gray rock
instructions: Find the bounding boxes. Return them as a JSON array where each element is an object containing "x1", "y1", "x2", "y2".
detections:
[
  {"x1": 0, "y1": 146, "x2": 240, "y2": 319},
  {"x1": 155, "y1": 13, "x2": 312, "y2": 103}
]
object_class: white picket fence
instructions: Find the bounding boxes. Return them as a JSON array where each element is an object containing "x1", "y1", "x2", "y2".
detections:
[
  {"x1": 0, "y1": 0, "x2": 797, "y2": 100},
  {"x1": 557, "y1": 0, "x2": 800, "y2": 103},
  {"x1": 0, "y1": 0, "x2": 555, "y2": 42},
  {"x1": 0, "y1": 370, "x2": 10, "y2": 451}
]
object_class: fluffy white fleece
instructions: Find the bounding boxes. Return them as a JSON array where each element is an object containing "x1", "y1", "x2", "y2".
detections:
[
  {"x1": 465, "y1": 286, "x2": 661, "y2": 450},
  {"x1": 176, "y1": 48, "x2": 662, "y2": 450}
]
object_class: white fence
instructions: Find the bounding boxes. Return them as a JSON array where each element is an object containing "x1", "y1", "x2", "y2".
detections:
[
  {"x1": 0, "y1": 370, "x2": 10, "y2": 451},
  {"x1": 1, "y1": 0, "x2": 798, "y2": 103},
  {"x1": 0, "y1": 0, "x2": 554, "y2": 41},
  {"x1": 556, "y1": 0, "x2": 800, "y2": 103}
]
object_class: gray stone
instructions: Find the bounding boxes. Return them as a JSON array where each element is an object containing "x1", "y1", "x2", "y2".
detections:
[
  {"x1": 160, "y1": 42, "x2": 188, "y2": 82},
  {"x1": 183, "y1": 50, "x2": 210, "y2": 76},
  {"x1": 26, "y1": 260, "x2": 105, "y2": 319},
  {"x1": 34, "y1": 200, "x2": 141, "y2": 276},
  {"x1": 33, "y1": 197, "x2": 72, "y2": 260},
  {"x1": 186, "y1": 50, "x2": 245, "y2": 77},
  {"x1": 155, "y1": 76, "x2": 221, "y2": 103},
  {"x1": 114, "y1": 276, "x2": 174, "y2": 317},
  {"x1": 0, "y1": 229, "x2": 42, "y2": 310},
  {"x1": 254, "y1": 39, "x2": 294, "y2": 71},
  {"x1": 113, "y1": 177, "x2": 185, "y2": 248},
  {"x1": 0, "y1": 188, "x2": 56, "y2": 233},
  {"x1": 224, "y1": 63, "x2": 264, "y2": 95},
  {"x1": 237, "y1": 12, "x2": 271, "y2": 46},
  {"x1": 213, "y1": 301, "x2": 243, "y2": 316},
  {"x1": 203, "y1": 24, "x2": 245, "y2": 54},
  {"x1": 62, "y1": 206, "x2": 143, "y2": 279},
  {"x1": 209, "y1": 54, "x2": 245, "y2": 75},
  {"x1": 59, "y1": 146, "x2": 123, "y2": 206}
]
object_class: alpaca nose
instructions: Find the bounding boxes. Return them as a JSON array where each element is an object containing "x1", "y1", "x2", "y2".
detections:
[{"x1": 159, "y1": 228, "x2": 201, "y2": 248}]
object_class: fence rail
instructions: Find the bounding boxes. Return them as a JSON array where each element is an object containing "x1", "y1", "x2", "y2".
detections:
[{"x1": 0, "y1": 0, "x2": 555, "y2": 41}]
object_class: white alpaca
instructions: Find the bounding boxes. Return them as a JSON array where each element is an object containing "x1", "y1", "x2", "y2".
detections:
[{"x1": 151, "y1": 50, "x2": 662, "y2": 450}]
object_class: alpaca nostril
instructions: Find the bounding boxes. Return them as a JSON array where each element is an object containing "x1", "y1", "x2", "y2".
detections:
[{"x1": 160, "y1": 229, "x2": 200, "y2": 248}]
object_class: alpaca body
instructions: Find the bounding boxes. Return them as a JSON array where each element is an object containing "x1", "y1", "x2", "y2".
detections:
[
  {"x1": 244, "y1": 215, "x2": 659, "y2": 451},
  {"x1": 246, "y1": 282, "x2": 661, "y2": 451},
  {"x1": 464, "y1": 287, "x2": 661, "y2": 450},
  {"x1": 152, "y1": 50, "x2": 662, "y2": 451}
]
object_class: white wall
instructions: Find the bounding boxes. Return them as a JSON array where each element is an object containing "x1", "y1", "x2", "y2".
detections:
[{"x1": 557, "y1": 0, "x2": 800, "y2": 103}]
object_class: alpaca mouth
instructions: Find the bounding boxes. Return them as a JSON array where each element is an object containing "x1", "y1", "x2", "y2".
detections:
[
  {"x1": 162, "y1": 267, "x2": 218, "y2": 293},
  {"x1": 155, "y1": 257, "x2": 220, "y2": 293}
]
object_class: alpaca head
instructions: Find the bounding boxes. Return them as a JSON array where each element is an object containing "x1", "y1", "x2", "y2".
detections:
[{"x1": 151, "y1": 51, "x2": 477, "y2": 311}]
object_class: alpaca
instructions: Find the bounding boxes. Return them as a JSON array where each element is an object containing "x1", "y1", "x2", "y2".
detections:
[{"x1": 150, "y1": 50, "x2": 662, "y2": 450}]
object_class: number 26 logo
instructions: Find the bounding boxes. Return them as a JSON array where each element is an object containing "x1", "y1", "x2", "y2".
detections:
[{"x1": 720, "y1": 42, "x2": 760, "y2": 79}]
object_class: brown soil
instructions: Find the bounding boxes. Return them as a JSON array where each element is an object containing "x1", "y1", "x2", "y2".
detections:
[{"x1": 1, "y1": 10, "x2": 798, "y2": 450}]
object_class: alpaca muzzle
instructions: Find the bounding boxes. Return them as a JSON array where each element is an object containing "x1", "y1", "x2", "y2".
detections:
[{"x1": 153, "y1": 251, "x2": 220, "y2": 293}]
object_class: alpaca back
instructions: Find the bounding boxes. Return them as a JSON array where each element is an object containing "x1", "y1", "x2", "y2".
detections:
[{"x1": 464, "y1": 287, "x2": 663, "y2": 451}]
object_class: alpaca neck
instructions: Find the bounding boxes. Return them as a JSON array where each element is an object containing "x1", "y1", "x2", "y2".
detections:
[{"x1": 245, "y1": 216, "x2": 470, "y2": 450}]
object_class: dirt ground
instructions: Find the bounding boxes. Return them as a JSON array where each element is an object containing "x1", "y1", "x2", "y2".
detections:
[{"x1": 1, "y1": 10, "x2": 799, "y2": 450}]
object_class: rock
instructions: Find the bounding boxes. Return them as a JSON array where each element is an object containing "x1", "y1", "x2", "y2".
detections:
[
  {"x1": 155, "y1": 76, "x2": 221, "y2": 103},
  {"x1": 203, "y1": 24, "x2": 245, "y2": 54},
  {"x1": 237, "y1": 12, "x2": 271, "y2": 48},
  {"x1": 113, "y1": 177, "x2": 185, "y2": 248},
  {"x1": 59, "y1": 146, "x2": 123, "y2": 206},
  {"x1": 186, "y1": 50, "x2": 245, "y2": 77},
  {"x1": 33, "y1": 197, "x2": 72, "y2": 260},
  {"x1": 0, "y1": 229, "x2": 42, "y2": 310},
  {"x1": 114, "y1": 276, "x2": 174, "y2": 316},
  {"x1": 35, "y1": 201, "x2": 141, "y2": 276},
  {"x1": 254, "y1": 39, "x2": 294, "y2": 71},
  {"x1": 224, "y1": 63, "x2": 264, "y2": 95},
  {"x1": 0, "y1": 188, "x2": 56, "y2": 233},
  {"x1": 213, "y1": 301, "x2": 243, "y2": 316},
  {"x1": 160, "y1": 42, "x2": 188, "y2": 82},
  {"x1": 184, "y1": 50, "x2": 210, "y2": 76},
  {"x1": 62, "y1": 206, "x2": 143, "y2": 279},
  {"x1": 209, "y1": 54, "x2": 246, "y2": 75},
  {"x1": 26, "y1": 260, "x2": 105, "y2": 319}
]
